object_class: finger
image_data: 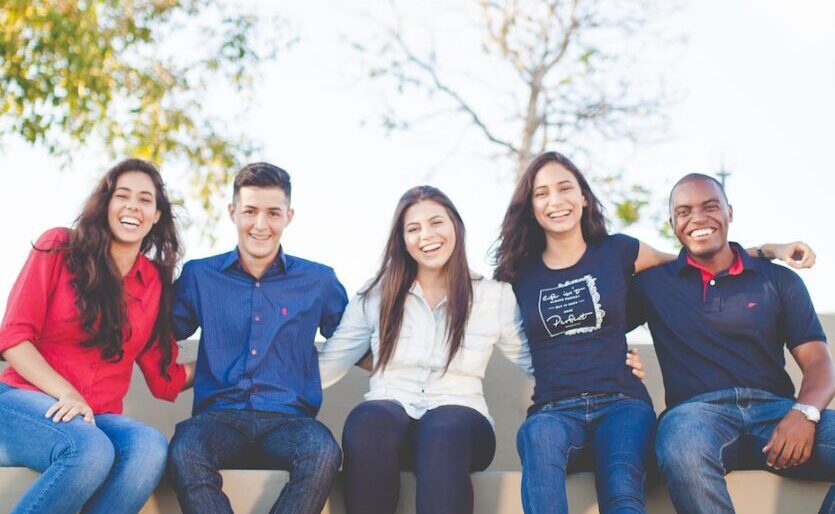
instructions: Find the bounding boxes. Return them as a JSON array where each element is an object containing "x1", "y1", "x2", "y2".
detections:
[
  {"x1": 774, "y1": 440, "x2": 794, "y2": 469},
  {"x1": 797, "y1": 444, "x2": 813, "y2": 466},
  {"x1": 45, "y1": 401, "x2": 62, "y2": 419},
  {"x1": 83, "y1": 408, "x2": 95, "y2": 425},
  {"x1": 628, "y1": 348, "x2": 640, "y2": 356},
  {"x1": 632, "y1": 368, "x2": 646, "y2": 380},
  {"x1": 766, "y1": 437, "x2": 786, "y2": 467},
  {"x1": 62, "y1": 405, "x2": 81, "y2": 422},
  {"x1": 52, "y1": 404, "x2": 71, "y2": 423}
]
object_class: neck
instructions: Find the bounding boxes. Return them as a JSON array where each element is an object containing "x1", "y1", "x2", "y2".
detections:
[
  {"x1": 109, "y1": 241, "x2": 141, "y2": 277},
  {"x1": 687, "y1": 243, "x2": 736, "y2": 274},
  {"x1": 239, "y1": 246, "x2": 280, "y2": 279},
  {"x1": 542, "y1": 229, "x2": 587, "y2": 269},
  {"x1": 416, "y1": 267, "x2": 447, "y2": 292}
]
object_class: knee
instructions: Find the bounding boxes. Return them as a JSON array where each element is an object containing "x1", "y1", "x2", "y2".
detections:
[
  {"x1": 516, "y1": 414, "x2": 570, "y2": 465},
  {"x1": 167, "y1": 427, "x2": 208, "y2": 475},
  {"x1": 298, "y1": 426, "x2": 342, "y2": 474},
  {"x1": 57, "y1": 427, "x2": 116, "y2": 484},
  {"x1": 656, "y1": 416, "x2": 716, "y2": 476},
  {"x1": 343, "y1": 401, "x2": 402, "y2": 452},
  {"x1": 126, "y1": 425, "x2": 169, "y2": 474}
]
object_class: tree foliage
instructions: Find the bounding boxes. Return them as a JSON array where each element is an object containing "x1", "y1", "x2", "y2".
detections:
[
  {"x1": 354, "y1": 0, "x2": 680, "y2": 227},
  {"x1": 0, "y1": 0, "x2": 289, "y2": 227}
]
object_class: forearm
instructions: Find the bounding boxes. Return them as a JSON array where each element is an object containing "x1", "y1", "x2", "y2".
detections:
[
  {"x1": 181, "y1": 361, "x2": 196, "y2": 391},
  {"x1": 1, "y1": 341, "x2": 79, "y2": 399},
  {"x1": 796, "y1": 359, "x2": 835, "y2": 410}
]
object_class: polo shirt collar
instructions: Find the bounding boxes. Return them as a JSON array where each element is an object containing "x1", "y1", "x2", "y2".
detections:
[
  {"x1": 221, "y1": 247, "x2": 288, "y2": 276},
  {"x1": 675, "y1": 241, "x2": 756, "y2": 277}
]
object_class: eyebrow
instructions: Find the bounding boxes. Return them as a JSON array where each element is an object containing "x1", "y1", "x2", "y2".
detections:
[{"x1": 241, "y1": 205, "x2": 284, "y2": 212}]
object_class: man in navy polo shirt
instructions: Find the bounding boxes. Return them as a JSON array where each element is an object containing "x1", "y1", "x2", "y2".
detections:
[
  {"x1": 167, "y1": 163, "x2": 349, "y2": 514},
  {"x1": 629, "y1": 173, "x2": 835, "y2": 514}
]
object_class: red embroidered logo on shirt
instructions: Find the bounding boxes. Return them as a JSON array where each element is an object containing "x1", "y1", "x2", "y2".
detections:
[
  {"x1": 281, "y1": 307, "x2": 288, "y2": 316},
  {"x1": 747, "y1": 301, "x2": 757, "y2": 309}
]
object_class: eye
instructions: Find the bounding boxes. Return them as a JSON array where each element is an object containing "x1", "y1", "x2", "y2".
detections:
[
  {"x1": 559, "y1": 185, "x2": 573, "y2": 192},
  {"x1": 706, "y1": 204, "x2": 719, "y2": 212},
  {"x1": 114, "y1": 193, "x2": 128, "y2": 199},
  {"x1": 406, "y1": 226, "x2": 419, "y2": 233},
  {"x1": 533, "y1": 190, "x2": 547, "y2": 199}
]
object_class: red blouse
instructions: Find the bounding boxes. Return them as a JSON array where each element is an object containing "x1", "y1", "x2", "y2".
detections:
[{"x1": 0, "y1": 228, "x2": 186, "y2": 414}]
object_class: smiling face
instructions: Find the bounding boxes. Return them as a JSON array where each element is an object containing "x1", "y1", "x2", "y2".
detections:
[
  {"x1": 229, "y1": 186, "x2": 293, "y2": 272},
  {"x1": 670, "y1": 178, "x2": 734, "y2": 261},
  {"x1": 402, "y1": 199, "x2": 457, "y2": 274},
  {"x1": 531, "y1": 162, "x2": 588, "y2": 239},
  {"x1": 107, "y1": 171, "x2": 161, "y2": 253}
]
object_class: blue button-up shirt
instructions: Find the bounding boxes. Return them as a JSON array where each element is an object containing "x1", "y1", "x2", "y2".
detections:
[{"x1": 173, "y1": 248, "x2": 348, "y2": 416}]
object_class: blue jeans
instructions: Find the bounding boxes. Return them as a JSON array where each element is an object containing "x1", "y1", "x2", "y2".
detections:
[
  {"x1": 517, "y1": 393, "x2": 656, "y2": 514},
  {"x1": 168, "y1": 408, "x2": 342, "y2": 514},
  {"x1": 656, "y1": 388, "x2": 835, "y2": 514},
  {"x1": 341, "y1": 400, "x2": 496, "y2": 514},
  {"x1": 0, "y1": 383, "x2": 169, "y2": 514}
]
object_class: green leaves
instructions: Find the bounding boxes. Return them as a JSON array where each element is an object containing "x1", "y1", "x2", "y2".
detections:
[{"x1": 0, "y1": 0, "x2": 288, "y2": 230}]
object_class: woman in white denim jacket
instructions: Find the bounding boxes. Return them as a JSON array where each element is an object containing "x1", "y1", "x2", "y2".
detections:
[{"x1": 317, "y1": 186, "x2": 641, "y2": 514}]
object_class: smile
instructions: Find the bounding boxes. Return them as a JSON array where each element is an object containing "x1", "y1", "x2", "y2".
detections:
[
  {"x1": 547, "y1": 210, "x2": 571, "y2": 220},
  {"x1": 688, "y1": 227, "x2": 716, "y2": 239},
  {"x1": 119, "y1": 215, "x2": 141, "y2": 227},
  {"x1": 420, "y1": 242, "x2": 443, "y2": 253}
]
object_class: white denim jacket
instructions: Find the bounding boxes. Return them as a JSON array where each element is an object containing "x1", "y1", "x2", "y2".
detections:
[{"x1": 318, "y1": 277, "x2": 532, "y2": 426}]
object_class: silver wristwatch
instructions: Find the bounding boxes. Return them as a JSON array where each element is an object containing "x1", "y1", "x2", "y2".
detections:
[{"x1": 792, "y1": 403, "x2": 821, "y2": 423}]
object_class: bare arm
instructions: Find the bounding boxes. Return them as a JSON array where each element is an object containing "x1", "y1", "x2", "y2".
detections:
[
  {"x1": 1, "y1": 341, "x2": 94, "y2": 424},
  {"x1": 763, "y1": 341, "x2": 834, "y2": 469},
  {"x1": 181, "y1": 361, "x2": 196, "y2": 390},
  {"x1": 634, "y1": 241, "x2": 816, "y2": 274}
]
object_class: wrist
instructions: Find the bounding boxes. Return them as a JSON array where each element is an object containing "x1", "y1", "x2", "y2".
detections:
[
  {"x1": 757, "y1": 244, "x2": 775, "y2": 260},
  {"x1": 792, "y1": 403, "x2": 821, "y2": 423}
]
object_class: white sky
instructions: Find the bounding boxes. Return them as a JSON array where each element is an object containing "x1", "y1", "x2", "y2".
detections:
[{"x1": 2, "y1": 0, "x2": 834, "y2": 317}]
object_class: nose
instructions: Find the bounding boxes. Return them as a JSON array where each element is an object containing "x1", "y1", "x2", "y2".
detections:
[
  {"x1": 691, "y1": 207, "x2": 708, "y2": 223},
  {"x1": 254, "y1": 212, "x2": 268, "y2": 228}
]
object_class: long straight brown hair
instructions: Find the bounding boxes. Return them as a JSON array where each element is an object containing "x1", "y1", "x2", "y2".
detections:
[
  {"x1": 362, "y1": 186, "x2": 474, "y2": 374},
  {"x1": 493, "y1": 151, "x2": 608, "y2": 282}
]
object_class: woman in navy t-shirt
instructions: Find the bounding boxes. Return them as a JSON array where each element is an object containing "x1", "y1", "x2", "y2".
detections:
[{"x1": 492, "y1": 151, "x2": 810, "y2": 514}]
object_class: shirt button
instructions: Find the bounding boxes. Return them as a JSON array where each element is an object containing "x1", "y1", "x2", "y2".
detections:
[
  {"x1": 255, "y1": 281, "x2": 261, "y2": 288},
  {"x1": 709, "y1": 280, "x2": 716, "y2": 286},
  {"x1": 254, "y1": 315, "x2": 261, "y2": 322},
  {"x1": 251, "y1": 349, "x2": 258, "y2": 356}
]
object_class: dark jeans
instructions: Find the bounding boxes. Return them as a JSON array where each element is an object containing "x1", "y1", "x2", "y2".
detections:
[
  {"x1": 517, "y1": 393, "x2": 656, "y2": 514},
  {"x1": 167, "y1": 409, "x2": 341, "y2": 514},
  {"x1": 341, "y1": 400, "x2": 496, "y2": 514},
  {"x1": 656, "y1": 388, "x2": 835, "y2": 514}
]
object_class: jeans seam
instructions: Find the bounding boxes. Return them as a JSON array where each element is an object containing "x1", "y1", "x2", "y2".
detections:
[
  {"x1": 1, "y1": 405, "x2": 79, "y2": 513},
  {"x1": 717, "y1": 434, "x2": 740, "y2": 475}
]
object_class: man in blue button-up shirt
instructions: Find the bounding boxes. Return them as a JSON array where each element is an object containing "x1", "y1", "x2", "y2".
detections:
[
  {"x1": 167, "y1": 163, "x2": 349, "y2": 514},
  {"x1": 629, "y1": 173, "x2": 835, "y2": 514}
]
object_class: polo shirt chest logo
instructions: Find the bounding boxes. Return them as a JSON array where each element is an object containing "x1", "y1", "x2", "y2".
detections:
[
  {"x1": 281, "y1": 307, "x2": 288, "y2": 317},
  {"x1": 537, "y1": 274, "x2": 605, "y2": 337}
]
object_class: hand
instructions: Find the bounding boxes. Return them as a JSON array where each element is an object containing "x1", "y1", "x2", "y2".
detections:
[
  {"x1": 762, "y1": 409, "x2": 815, "y2": 469},
  {"x1": 770, "y1": 242, "x2": 816, "y2": 269},
  {"x1": 45, "y1": 391, "x2": 95, "y2": 425},
  {"x1": 626, "y1": 348, "x2": 646, "y2": 380}
]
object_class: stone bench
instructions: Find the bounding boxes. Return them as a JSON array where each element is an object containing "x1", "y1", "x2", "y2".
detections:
[{"x1": 1, "y1": 335, "x2": 833, "y2": 513}]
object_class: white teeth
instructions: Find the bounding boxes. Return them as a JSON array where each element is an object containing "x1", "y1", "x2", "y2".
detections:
[
  {"x1": 120, "y1": 216, "x2": 140, "y2": 226},
  {"x1": 548, "y1": 210, "x2": 571, "y2": 219},
  {"x1": 421, "y1": 242, "x2": 442, "y2": 252},
  {"x1": 249, "y1": 234, "x2": 270, "y2": 241},
  {"x1": 690, "y1": 228, "x2": 716, "y2": 238}
]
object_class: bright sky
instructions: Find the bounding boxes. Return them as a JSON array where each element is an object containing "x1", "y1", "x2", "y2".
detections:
[{"x1": 2, "y1": 0, "x2": 834, "y2": 317}]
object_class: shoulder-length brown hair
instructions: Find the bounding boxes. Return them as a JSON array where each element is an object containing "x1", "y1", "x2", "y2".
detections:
[
  {"x1": 493, "y1": 151, "x2": 608, "y2": 282},
  {"x1": 362, "y1": 186, "x2": 473, "y2": 374},
  {"x1": 61, "y1": 159, "x2": 181, "y2": 377}
]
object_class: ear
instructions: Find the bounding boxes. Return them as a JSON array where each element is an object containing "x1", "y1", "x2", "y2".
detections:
[
  {"x1": 153, "y1": 210, "x2": 161, "y2": 225},
  {"x1": 728, "y1": 204, "x2": 733, "y2": 223},
  {"x1": 228, "y1": 202, "x2": 236, "y2": 221},
  {"x1": 286, "y1": 207, "x2": 295, "y2": 225}
]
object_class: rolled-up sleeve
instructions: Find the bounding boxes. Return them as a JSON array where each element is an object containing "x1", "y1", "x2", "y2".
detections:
[
  {"x1": 0, "y1": 229, "x2": 67, "y2": 356},
  {"x1": 137, "y1": 336, "x2": 187, "y2": 401}
]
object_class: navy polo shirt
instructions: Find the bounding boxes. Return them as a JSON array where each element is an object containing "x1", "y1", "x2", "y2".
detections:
[
  {"x1": 628, "y1": 242, "x2": 826, "y2": 409},
  {"x1": 513, "y1": 233, "x2": 651, "y2": 411},
  {"x1": 173, "y1": 248, "x2": 348, "y2": 416}
]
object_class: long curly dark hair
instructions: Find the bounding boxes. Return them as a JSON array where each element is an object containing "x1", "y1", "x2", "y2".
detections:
[
  {"x1": 493, "y1": 151, "x2": 608, "y2": 282},
  {"x1": 362, "y1": 186, "x2": 474, "y2": 374},
  {"x1": 64, "y1": 159, "x2": 181, "y2": 377}
]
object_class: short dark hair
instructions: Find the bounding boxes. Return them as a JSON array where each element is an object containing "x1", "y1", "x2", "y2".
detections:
[
  {"x1": 232, "y1": 162, "x2": 291, "y2": 203},
  {"x1": 668, "y1": 173, "x2": 728, "y2": 213}
]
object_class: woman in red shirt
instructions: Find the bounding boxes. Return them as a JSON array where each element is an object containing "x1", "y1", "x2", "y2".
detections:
[{"x1": 0, "y1": 159, "x2": 192, "y2": 514}]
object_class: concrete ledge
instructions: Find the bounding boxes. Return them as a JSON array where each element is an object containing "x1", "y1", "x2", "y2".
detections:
[{"x1": 0, "y1": 468, "x2": 829, "y2": 513}]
